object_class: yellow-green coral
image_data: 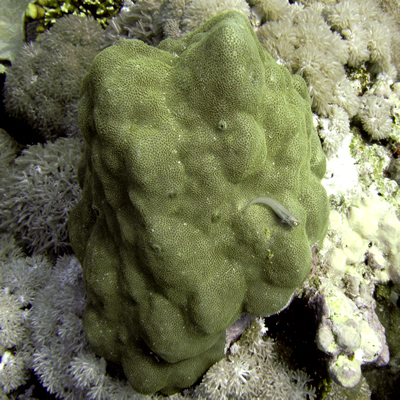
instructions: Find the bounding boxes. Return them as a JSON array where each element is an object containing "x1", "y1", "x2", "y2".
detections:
[{"x1": 68, "y1": 10, "x2": 329, "y2": 394}]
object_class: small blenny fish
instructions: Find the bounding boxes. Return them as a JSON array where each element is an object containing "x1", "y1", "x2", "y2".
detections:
[{"x1": 244, "y1": 196, "x2": 299, "y2": 227}]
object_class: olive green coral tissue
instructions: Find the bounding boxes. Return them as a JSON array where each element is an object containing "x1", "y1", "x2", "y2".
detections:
[{"x1": 68, "y1": 10, "x2": 329, "y2": 395}]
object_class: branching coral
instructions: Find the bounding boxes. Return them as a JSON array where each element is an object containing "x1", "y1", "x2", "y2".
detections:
[
  {"x1": 247, "y1": 0, "x2": 291, "y2": 24},
  {"x1": 193, "y1": 318, "x2": 316, "y2": 399},
  {"x1": 3, "y1": 15, "x2": 105, "y2": 140},
  {"x1": 157, "y1": 0, "x2": 250, "y2": 37},
  {"x1": 1, "y1": 250, "x2": 123, "y2": 399},
  {"x1": 0, "y1": 135, "x2": 83, "y2": 254},
  {"x1": 256, "y1": 1, "x2": 357, "y2": 117},
  {"x1": 0, "y1": 237, "x2": 52, "y2": 394},
  {"x1": 254, "y1": 0, "x2": 400, "y2": 157},
  {"x1": 316, "y1": 104, "x2": 350, "y2": 156},
  {"x1": 0, "y1": 129, "x2": 21, "y2": 174},
  {"x1": 356, "y1": 74, "x2": 400, "y2": 141},
  {"x1": 180, "y1": 0, "x2": 250, "y2": 32},
  {"x1": 105, "y1": 0, "x2": 163, "y2": 45},
  {"x1": 358, "y1": 93, "x2": 393, "y2": 140},
  {"x1": 30, "y1": 256, "x2": 88, "y2": 397}
]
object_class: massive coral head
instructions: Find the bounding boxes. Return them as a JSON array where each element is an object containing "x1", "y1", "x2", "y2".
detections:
[{"x1": 69, "y1": 10, "x2": 329, "y2": 395}]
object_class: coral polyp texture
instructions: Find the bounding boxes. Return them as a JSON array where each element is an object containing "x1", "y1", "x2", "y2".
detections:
[
  {"x1": 0, "y1": 135, "x2": 83, "y2": 254},
  {"x1": 68, "y1": 10, "x2": 330, "y2": 395},
  {"x1": 3, "y1": 15, "x2": 105, "y2": 140}
]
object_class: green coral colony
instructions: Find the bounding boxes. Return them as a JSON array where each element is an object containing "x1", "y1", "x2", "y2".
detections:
[{"x1": 68, "y1": 10, "x2": 330, "y2": 395}]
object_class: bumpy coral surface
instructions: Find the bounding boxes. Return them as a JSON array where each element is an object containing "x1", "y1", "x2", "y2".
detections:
[{"x1": 68, "y1": 10, "x2": 329, "y2": 395}]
